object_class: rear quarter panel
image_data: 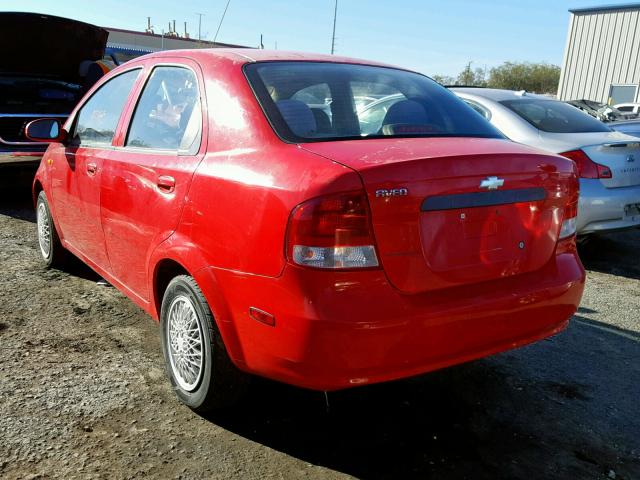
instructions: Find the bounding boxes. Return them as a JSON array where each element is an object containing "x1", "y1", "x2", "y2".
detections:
[{"x1": 167, "y1": 57, "x2": 362, "y2": 277}]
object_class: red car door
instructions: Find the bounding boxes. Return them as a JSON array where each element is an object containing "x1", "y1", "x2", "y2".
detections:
[
  {"x1": 100, "y1": 61, "x2": 206, "y2": 302},
  {"x1": 49, "y1": 68, "x2": 142, "y2": 272}
]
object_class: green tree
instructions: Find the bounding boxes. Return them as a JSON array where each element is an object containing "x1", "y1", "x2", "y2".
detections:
[
  {"x1": 455, "y1": 62, "x2": 487, "y2": 87},
  {"x1": 487, "y1": 62, "x2": 560, "y2": 94},
  {"x1": 431, "y1": 74, "x2": 455, "y2": 85}
]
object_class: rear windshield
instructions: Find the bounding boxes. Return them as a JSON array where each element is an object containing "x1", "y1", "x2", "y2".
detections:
[
  {"x1": 244, "y1": 62, "x2": 503, "y2": 142},
  {"x1": 501, "y1": 98, "x2": 611, "y2": 133}
]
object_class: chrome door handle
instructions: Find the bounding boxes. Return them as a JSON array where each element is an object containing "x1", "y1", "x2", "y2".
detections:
[
  {"x1": 157, "y1": 175, "x2": 176, "y2": 192},
  {"x1": 86, "y1": 162, "x2": 97, "y2": 175}
]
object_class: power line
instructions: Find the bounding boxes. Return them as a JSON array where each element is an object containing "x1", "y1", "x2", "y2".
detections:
[{"x1": 213, "y1": 0, "x2": 232, "y2": 44}]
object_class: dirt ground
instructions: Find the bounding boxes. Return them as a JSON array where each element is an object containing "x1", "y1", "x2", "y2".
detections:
[{"x1": 0, "y1": 184, "x2": 639, "y2": 480}]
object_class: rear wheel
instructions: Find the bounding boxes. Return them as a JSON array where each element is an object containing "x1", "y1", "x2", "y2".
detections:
[
  {"x1": 36, "y1": 191, "x2": 66, "y2": 268},
  {"x1": 160, "y1": 275, "x2": 248, "y2": 412}
]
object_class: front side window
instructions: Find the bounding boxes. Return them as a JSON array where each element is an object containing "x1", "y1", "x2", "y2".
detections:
[
  {"x1": 502, "y1": 99, "x2": 611, "y2": 133},
  {"x1": 72, "y1": 69, "x2": 140, "y2": 146},
  {"x1": 126, "y1": 66, "x2": 201, "y2": 153},
  {"x1": 245, "y1": 62, "x2": 502, "y2": 142}
]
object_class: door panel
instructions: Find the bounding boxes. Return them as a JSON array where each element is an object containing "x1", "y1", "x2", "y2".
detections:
[
  {"x1": 100, "y1": 152, "x2": 200, "y2": 299},
  {"x1": 100, "y1": 63, "x2": 205, "y2": 300},
  {"x1": 48, "y1": 68, "x2": 142, "y2": 272},
  {"x1": 50, "y1": 146, "x2": 109, "y2": 269}
]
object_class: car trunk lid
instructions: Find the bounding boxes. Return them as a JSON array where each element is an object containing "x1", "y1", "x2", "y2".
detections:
[
  {"x1": 0, "y1": 12, "x2": 108, "y2": 83},
  {"x1": 303, "y1": 138, "x2": 576, "y2": 294},
  {"x1": 581, "y1": 141, "x2": 640, "y2": 188}
]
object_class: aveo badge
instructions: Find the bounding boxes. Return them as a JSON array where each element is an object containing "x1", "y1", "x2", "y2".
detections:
[{"x1": 376, "y1": 188, "x2": 409, "y2": 198}]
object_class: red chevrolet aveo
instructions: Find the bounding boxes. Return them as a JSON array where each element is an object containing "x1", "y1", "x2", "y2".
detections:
[{"x1": 27, "y1": 49, "x2": 585, "y2": 412}]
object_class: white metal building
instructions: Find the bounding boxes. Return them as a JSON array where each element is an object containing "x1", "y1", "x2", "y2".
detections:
[
  {"x1": 557, "y1": 3, "x2": 640, "y2": 105},
  {"x1": 105, "y1": 27, "x2": 246, "y2": 63}
]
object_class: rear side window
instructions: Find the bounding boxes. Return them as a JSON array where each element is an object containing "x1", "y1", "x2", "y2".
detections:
[
  {"x1": 72, "y1": 69, "x2": 140, "y2": 146},
  {"x1": 501, "y1": 99, "x2": 611, "y2": 133},
  {"x1": 245, "y1": 62, "x2": 503, "y2": 142},
  {"x1": 126, "y1": 66, "x2": 201, "y2": 153}
]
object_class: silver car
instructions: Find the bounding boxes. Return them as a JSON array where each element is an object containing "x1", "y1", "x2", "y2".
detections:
[{"x1": 452, "y1": 88, "x2": 640, "y2": 238}]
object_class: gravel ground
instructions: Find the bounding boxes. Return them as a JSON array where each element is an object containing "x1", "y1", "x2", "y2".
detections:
[{"x1": 0, "y1": 185, "x2": 638, "y2": 480}]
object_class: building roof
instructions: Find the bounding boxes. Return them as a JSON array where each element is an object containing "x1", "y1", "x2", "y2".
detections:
[
  {"x1": 569, "y1": 3, "x2": 640, "y2": 14},
  {"x1": 105, "y1": 26, "x2": 246, "y2": 48}
]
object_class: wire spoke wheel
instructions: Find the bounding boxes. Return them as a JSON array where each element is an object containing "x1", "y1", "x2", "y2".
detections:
[
  {"x1": 37, "y1": 201, "x2": 51, "y2": 258},
  {"x1": 166, "y1": 295, "x2": 205, "y2": 392}
]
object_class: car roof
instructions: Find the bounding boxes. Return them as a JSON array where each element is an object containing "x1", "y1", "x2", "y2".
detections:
[
  {"x1": 450, "y1": 87, "x2": 553, "y2": 102},
  {"x1": 137, "y1": 48, "x2": 400, "y2": 70}
]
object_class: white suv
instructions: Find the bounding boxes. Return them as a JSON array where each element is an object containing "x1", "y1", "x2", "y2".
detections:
[{"x1": 613, "y1": 103, "x2": 640, "y2": 117}]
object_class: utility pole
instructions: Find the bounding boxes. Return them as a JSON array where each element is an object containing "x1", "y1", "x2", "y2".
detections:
[
  {"x1": 195, "y1": 12, "x2": 205, "y2": 41},
  {"x1": 331, "y1": 0, "x2": 338, "y2": 54}
]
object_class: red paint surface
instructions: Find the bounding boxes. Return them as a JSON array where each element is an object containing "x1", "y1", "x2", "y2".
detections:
[{"x1": 33, "y1": 50, "x2": 585, "y2": 391}]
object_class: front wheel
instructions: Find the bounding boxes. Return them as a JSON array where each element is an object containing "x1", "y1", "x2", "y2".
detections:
[
  {"x1": 36, "y1": 191, "x2": 67, "y2": 268},
  {"x1": 160, "y1": 275, "x2": 248, "y2": 412}
]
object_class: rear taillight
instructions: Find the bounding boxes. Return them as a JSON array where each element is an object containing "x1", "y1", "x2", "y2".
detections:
[
  {"x1": 559, "y1": 217, "x2": 577, "y2": 239},
  {"x1": 559, "y1": 177, "x2": 579, "y2": 239},
  {"x1": 560, "y1": 149, "x2": 612, "y2": 179},
  {"x1": 286, "y1": 191, "x2": 379, "y2": 269}
]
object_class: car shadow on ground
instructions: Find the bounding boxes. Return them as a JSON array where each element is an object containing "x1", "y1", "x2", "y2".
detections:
[
  {"x1": 0, "y1": 184, "x2": 35, "y2": 223},
  {"x1": 210, "y1": 360, "x2": 505, "y2": 479},
  {"x1": 578, "y1": 229, "x2": 640, "y2": 280},
  {"x1": 206, "y1": 315, "x2": 640, "y2": 480}
]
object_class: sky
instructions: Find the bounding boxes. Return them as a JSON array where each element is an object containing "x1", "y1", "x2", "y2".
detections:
[{"x1": 7, "y1": 0, "x2": 638, "y2": 76}]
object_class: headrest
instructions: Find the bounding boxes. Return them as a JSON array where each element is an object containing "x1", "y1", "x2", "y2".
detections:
[
  {"x1": 276, "y1": 99, "x2": 317, "y2": 138},
  {"x1": 382, "y1": 99, "x2": 429, "y2": 126}
]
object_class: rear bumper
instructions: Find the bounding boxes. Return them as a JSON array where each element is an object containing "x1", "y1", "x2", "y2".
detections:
[
  {"x1": 200, "y1": 248, "x2": 585, "y2": 391},
  {"x1": 578, "y1": 179, "x2": 640, "y2": 234}
]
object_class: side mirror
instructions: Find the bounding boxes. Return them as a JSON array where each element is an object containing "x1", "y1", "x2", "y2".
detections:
[{"x1": 25, "y1": 118, "x2": 67, "y2": 143}]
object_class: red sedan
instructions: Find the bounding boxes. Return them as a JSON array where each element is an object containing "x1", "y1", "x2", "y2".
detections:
[{"x1": 27, "y1": 49, "x2": 585, "y2": 412}]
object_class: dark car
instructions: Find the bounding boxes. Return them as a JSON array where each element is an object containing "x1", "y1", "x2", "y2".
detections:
[
  {"x1": 567, "y1": 99, "x2": 637, "y2": 122},
  {"x1": 0, "y1": 12, "x2": 107, "y2": 182}
]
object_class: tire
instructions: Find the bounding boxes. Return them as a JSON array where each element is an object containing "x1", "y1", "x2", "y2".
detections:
[
  {"x1": 36, "y1": 191, "x2": 67, "y2": 268},
  {"x1": 160, "y1": 275, "x2": 248, "y2": 412},
  {"x1": 576, "y1": 235, "x2": 592, "y2": 247}
]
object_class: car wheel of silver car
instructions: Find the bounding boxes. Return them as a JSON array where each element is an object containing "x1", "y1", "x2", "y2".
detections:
[
  {"x1": 36, "y1": 191, "x2": 67, "y2": 268},
  {"x1": 160, "y1": 275, "x2": 249, "y2": 412}
]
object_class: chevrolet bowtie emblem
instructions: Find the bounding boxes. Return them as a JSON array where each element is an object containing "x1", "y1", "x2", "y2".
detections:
[{"x1": 479, "y1": 176, "x2": 504, "y2": 190}]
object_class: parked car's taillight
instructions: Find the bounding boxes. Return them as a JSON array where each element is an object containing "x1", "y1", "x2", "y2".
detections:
[
  {"x1": 559, "y1": 177, "x2": 579, "y2": 239},
  {"x1": 286, "y1": 191, "x2": 379, "y2": 269},
  {"x1": 560, "y1": 149, "x2": 612, "y2": 179},
  {"x1": 559, "y1": 208, "x2": 577, "y2": 239}
]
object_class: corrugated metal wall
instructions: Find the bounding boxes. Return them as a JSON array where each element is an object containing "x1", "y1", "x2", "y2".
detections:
[
  {"x1": 106, "y1": 29, "x2": 244, "y2": 53},
  {"x1": 557, "y1": 6, "x2": 640, "y2": 102}
]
